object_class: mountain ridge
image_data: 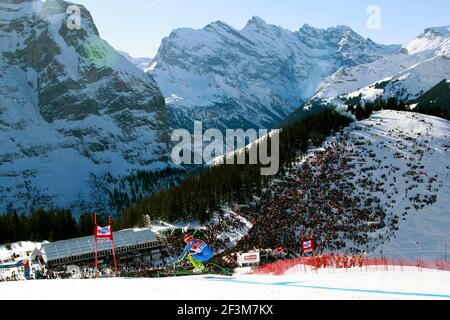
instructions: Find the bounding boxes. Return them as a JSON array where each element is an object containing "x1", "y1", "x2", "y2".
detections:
[
  {"x1": 151, "y1": 16, "x2": 400, "y2": 133},
  {"x1": 292, "y1": 25, "x2": 450, "y2": 118}
]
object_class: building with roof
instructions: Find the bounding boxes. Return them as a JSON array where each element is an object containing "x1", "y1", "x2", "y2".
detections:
[{"x1": 33, "y1": 228, "x2": 162, "y2": 267}]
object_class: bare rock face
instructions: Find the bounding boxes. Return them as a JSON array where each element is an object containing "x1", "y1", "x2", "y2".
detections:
[
  {"x1": 151, "y1": 16, "x2": 399, "y2": 132},
  {"x1": 0, "y1": 0, "x2": 171, "y2": 214}
]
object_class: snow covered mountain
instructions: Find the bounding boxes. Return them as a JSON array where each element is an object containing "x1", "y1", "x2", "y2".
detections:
[
  {"x1": 351, "y1": 111, "x2": 450, "y2": 258},
  {"x1": 297, "y1": 26, "x2": 450, "y2": 114},
  {"x1": 151, "y1": 17, "x2": 399, "y2": 132},
  {"x1": 117, "y1": 51, "x2": 153, "y2": 71},
  {"x1": 0, "y1": 0, "x2": 171, "y2": 214}
]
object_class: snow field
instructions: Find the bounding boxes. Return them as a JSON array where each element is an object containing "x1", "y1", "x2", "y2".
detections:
[{"x1": 0, "y1": 267, "x2": 449, "y2": 300}]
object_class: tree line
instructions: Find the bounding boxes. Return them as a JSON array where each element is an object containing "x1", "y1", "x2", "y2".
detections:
[
  {"x1": 107, "y1": 167, "x2": 186, "y2": 213},
  {"x1": 118, "y1": 97, "x2": 450, "y2": 228},
  {"x1": 0, "y1": 110, "x2": 357, "y2": 242},
  {"x1": 116, "y1": 109, "x2": 354, "y2": 228},
  {"x1": 347, "y1": 96, "x2": 449, "y2": 120},
  {"x1": 0, "y1": 211, "x2": 108, "y2": 244},
  {"x1": 3, "y1": 97, "x2": 445, "y2": 244},
  {"x1": 416, "y1": 105, "x2": 450, "y2": 120},
  {"x1": 347, "y1": 96, "x2": 407, "y2": 120}
]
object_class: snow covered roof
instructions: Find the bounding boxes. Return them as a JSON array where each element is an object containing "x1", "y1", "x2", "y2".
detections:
[
  {"x1": 0, "y1": 241, "x2": 39, "y2": 261},
  {"x1": 40, "y1": 228, "x2": 159, "y2": 262},
  {"x1": 0, "y1": 251, "x2": 10, "y2": 261}
]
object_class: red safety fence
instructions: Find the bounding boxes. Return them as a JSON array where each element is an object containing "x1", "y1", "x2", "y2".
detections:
[{"x1": 251, "y1": 253, "x2": 450, "y2": 276}]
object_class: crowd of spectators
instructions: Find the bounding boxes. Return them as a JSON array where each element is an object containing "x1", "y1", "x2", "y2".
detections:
[
  {"x1": 230, "y1": 136, "x2": 386, "y2": 256},
  {"x1": 0, "y1": 270, "x2": 23, "y2": 282},
  {"x1": 228, "y1": 117, "x2": 441, "y2": 258},
  {"x1": 2, "y1": 114, "x2": 443, "y2": 280}
]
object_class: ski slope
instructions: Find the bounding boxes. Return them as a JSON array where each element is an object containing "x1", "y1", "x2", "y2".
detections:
[
  {"x1": 344, "y1": 111, "x2": 450, "y2": 258},
  {"x1": 222, "y1": 110, "x2": 450, "y2": 259},
  {"x1": 0, "y1": 268, "x2": 449, "y2": 300}
]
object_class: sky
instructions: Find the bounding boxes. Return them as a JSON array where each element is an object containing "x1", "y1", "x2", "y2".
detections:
[{"x1": 73, "y1": 0, "x2": 450, "y2": 58}]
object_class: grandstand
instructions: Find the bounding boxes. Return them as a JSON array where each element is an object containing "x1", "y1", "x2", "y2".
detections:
[{"x1": 33, "y1": 228, "x2": 162, "y2": 267}]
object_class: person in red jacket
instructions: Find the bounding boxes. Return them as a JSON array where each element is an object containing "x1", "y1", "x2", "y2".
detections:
[
  {"x1": 343, "y1": 255, "x2": 349, "y2": 268},
  {"x1": 323, "y1": 254, "x2": 330, "y2": 268},
  {"x1": 358, "y1": 255, "x2": 364, "y2": 268},
  {"x1": 349, "y1": 255, "x2": 356, "y2": 268},
  {"x1": 335, "y1": 254, "x2": 341, "y2": 268}
]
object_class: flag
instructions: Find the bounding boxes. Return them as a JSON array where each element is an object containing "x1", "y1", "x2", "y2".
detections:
[
  {"x1": 95, "y1": 225, "x2": 112, "y2": 240},
  {"x1": 303, "y1": 240, "x2": 314, "y2": 254},
  {"x1": 274, "y1": 247, "x2": 285, "y2": 255}
]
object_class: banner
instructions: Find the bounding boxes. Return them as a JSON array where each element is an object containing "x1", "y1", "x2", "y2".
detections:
[
  {"x1": 95, "y1": 225, "x2": 112, "y2": 240},
  {"x1": 302, "y1": 240, "x2": 314, "y2": 254},
  {"x1": 252, "y1": 255, "x2": 450, "y2": 276},
  {"x1": 237, "y1": 252, "x2": 260, "y2": 266},
  {"x1": 93, "y1": 214, "x2": 118, "y2": 275}
]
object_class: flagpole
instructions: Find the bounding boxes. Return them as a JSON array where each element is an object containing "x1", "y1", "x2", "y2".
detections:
[
  {"x1": 109, "y1": 216, "x2": 118, "y2": 275},
  {"x1": 111, "y1": 240, "x2": 118, "y2": 275},
  {"x1": 301, "y1": 229, "x2": 306, "y2": 274},
  {"x1": 310, "y1": 232, "x2": 318, "y2": 273},
  {"x1": 312, "y1": 232, "x2": 316, "y2": 257},
  {"x1": 94, "y1": 213, "x2": 98, "y2": 278}
]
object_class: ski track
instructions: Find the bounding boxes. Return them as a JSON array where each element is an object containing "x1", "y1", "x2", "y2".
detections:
[{"x1": 0, "y1": 268, "x2": 449, "y2": 300}]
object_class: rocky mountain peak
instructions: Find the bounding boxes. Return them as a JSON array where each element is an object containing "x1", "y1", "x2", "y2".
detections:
[
  {"x1": 423, "y1": 26, "x2": 450, "y2": 37},
  {"x1": 152, "y1": 18, "x2": 400, "y2": 136},
  {"x1": 401, "y1": 25, "x2": 450, "y2": 56},
  {"x1": 243, "y1": 16, "x2": 268, "y2": 29},
  {"x1": 0, "y1": 0, "x2": 171, "y2": 214}
]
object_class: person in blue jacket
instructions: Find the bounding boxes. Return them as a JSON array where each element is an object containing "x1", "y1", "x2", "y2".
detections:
[{"x1": 176, "y1": 234, "x2": 213, "y2": 272}]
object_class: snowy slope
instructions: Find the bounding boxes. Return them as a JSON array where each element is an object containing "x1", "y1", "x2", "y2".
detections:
[
  {"x1": 307, "y1": 111, "x2": 450, "y2": 258},
  {"x1": 343, "y1": 55, "x2": 450, "y2": 103},
  {"x1": 0, "y1": 268, "x2": 449, "y2": 300},
  {"x1": 347, "y1": 111, "x2": 450, "y2": 258},
  {"x1": 299, "y1": 26, "x2": 450, "y2": 112},
  {"x1": 0, "y1": 0, "x2": 171, "y2": 214},
  {"x1": 232, "y1": 111, "x2": 449, "y2": 259},
  {"x1": 151, "y1": 17, "x2": 399, "y2": 132},
  {"x1": 117, "y1": 51, "x2": 152, "y2": 71},
  {"x1": 402, "y1": 26, "x2": 450, "y2": 56}
]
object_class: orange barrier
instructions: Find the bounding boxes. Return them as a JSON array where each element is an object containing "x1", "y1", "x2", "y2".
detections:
[{"x1": 251, "y1": 254, "x2": 450, "y2": 276}]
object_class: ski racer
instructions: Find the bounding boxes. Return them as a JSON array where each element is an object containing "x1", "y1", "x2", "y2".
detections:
[{"x1": 176, "y1": 234, "x2": 213, "y2": 273}]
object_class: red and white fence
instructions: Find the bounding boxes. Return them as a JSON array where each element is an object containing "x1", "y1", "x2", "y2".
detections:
[{"x1": 251, "y1": 253, "x2": 450, "y2": 276}]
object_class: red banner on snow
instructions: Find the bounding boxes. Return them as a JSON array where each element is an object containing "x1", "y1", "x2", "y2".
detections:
[{"x1": 95, "y1": 225, "x2": 113, "y2": 240}]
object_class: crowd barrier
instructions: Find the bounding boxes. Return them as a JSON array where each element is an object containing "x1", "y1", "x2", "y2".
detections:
[{"x1": 251, "y1": 253, "x2": 450, "y2": 276}]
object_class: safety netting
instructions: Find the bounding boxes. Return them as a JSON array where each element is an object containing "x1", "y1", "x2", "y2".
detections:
[{"x1": 251, "y1": 253, "x2": 450, "y2": 275}]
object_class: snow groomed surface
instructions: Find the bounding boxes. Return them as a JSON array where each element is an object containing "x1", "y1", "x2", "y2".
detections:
[{"x1": 0, "y1": 267, "x2": 449, "y2": 300}]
